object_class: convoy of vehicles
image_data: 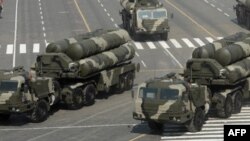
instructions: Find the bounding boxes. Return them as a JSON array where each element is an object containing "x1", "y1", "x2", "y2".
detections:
[{"x1": 133, "y1": 32, "x2": 250, "y2": 132}]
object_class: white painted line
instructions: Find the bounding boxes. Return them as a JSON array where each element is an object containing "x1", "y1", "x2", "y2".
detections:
[
  {"x1": 19, "y1": 44, "x2": 26, "y2": 54},
  {"x1": 146, "y1": 41, "x2": 156, "y2": 49},
  {"x1": 45, "y1": 40, "x2": 49, "y2": 47},
  {"x1": 39, "y1": 6, "x2": 42, "y2": 11},
  {"x1": 161, "y1": 135, "x2": 222, "y2": 140},
  {"x1": 161, "y1": 139, "x2": 222, "y2": 141},
  {"x1": 217, "y1": 37, "x2": 223, "y2": 40},
  {"x1": 210, "y1": 4, "x2": 215, "y2": 7},
  {"x1": 206, "y1": 37, "x2": 214, "y2": 43},
  {"x1": 41, "y1": 21, "x2": 44, "y2": 25},
  {"x1": 204, "y1": 0, "x2": 208, "y2": 3},
  {"x1": 162, "y1": 48, "x2": 183, "y2": 68},
  {"x1": 42, "y1": 26, "x2": 45, "y2": 31},
  {"x1": 159, "y1": 41, "x2": 170, "y2": 48},
  {"x1": 38, "y1": 0, "x2": 40, "y2": 2},
  {"x1": 206, "y1": 119, "x2": 250, "y2": 123},
  {"x1": 107, "y1": 13, "x2": 110, "y2": 16},
  {"x1": 163, "y1": 131, "x2": 223, "y2": 136},
  {"x1": 33, "y1": 43, "x2": 40, "y2": 53},
  {"x1": 217, "y1": 8, "x2": 222, "y2": 12},
  {"x1": 6, "y1": 44, "x2": 14, "y2": 54},
  {"x1": 170, "y1": 39, "x2": 182, "y2": 48},
  {"x1": 194, "y1": 38, "x2": 205, "y2": 46},
  {"x1": 13, "y1": 0, "x2": 19, "y2": 67},
  {"x1": 135, "y1": 52, "x2": 139, "y2": 57},
  {"x1": 39, "y1": 2, "x2": 41, "y2": 6},
  {"x1": 98, "y1": 0, "x2": 100, "y2": 3},
  {"x1": 104, "y1": 8, "x2": 107, "y2": 12},
  {"x1": 224, "y1": 13, "x2": 230, "y2": 17},
  {"x1": 114, "y1": 24, "x2": 119, "y2": 28},
  {"x1": 101, "y1": 4, "x2": 103, "y2": 7},
  {"x1": 43, "y1": 33, "x2": 46, "y2": 38},
  {"x1": 41, "y1": 15, "x2": 43, "y2": 20},
  {"x1": 182, "y1": 38, "x2": 195, "y2": 48},
  {"x1": 133, "y1": 42, "x2": 144, "y2": 50},
  {"x1": 110, "y1": 18, "x2": 114, "y2": 22},
  {"x1": 141, "y1": 60, "x2": 147, "y2": 67},
  {"x1": 40, "y1": 11, "x2": 42, "y2": 15}
]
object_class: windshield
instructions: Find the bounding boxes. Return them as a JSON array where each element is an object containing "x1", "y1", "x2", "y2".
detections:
[
  {"x1": 137, "y1": 9, "x2": 167, "y2": 19},
  {"x1": 139, "y1": 88, "x2": 157, "y2": 99},
  {"x1": 0, "y1": 80, "x2": 18, "y2": 91},
  {"x1": 160, "y1": 88, "x2": 179, "y2": 100}
]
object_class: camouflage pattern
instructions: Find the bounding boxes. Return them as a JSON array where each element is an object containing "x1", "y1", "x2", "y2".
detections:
[
  {"x1": 66, "y1": 29, "x2": 131, "y2": 60},
  {"x1": 121, "y1": 0, "x2": 162, "y2": 12},
  {"x1": 78, "y1": 42, "x2": 135, "y2": 77},
  {"x1": 133, "y1": 73, "x2": 210, "y2": 124},
  {"x1": 192, "y1": 32, "x2": 250, "y2": 59},
  {"x1": 0, "y1": 68, "x2": 55, "y2": 113},
  {"x1": 120, "y1": 0, "x2": 136, "y2": 13},
  {"x1": 237, "y1": 0, "x2": 250, "y2": 8},
  {"x1": 46, "y1": 29, "x2": 112, "y2": 53},
  {"x1": 215, "y1": 37, "x2": 250, "y2": 66}
]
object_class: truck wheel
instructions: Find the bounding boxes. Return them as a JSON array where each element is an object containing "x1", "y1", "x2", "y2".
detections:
[
  {"x1": 30, "y1": 100, "x2": 49, "y2": 123},
  {"x1": 0, "y1": 114, "x2": 11, "y2": 121},
  {"x1": 218, "y1": 95, "x2": 233, "y2": 118},
  {"x1": 148, "y1": 121, "x2": 163, "y2": 131},
  {"x1": 233, "y1": 91, "x2": 242, "y2": 114},
  {"x1": 125, "y1": 72, "x2": 134, "y2": 90},
  {"x1": 160, "y1": 33, "x2": 168, "y2": 40},
  {"x1": 186, "y1": 108, "x2": 205, "y2": 132},
  {"x1": 69, "y1": 88, "x2": 84, "y2": 109},
  {"x1": 83, "y1": 84, "x2": 96, "y2": 106}
]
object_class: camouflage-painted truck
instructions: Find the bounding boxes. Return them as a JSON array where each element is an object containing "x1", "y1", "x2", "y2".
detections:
[
  {"x1": 33, "y1": 29, "x2": 137, "y2": 109},
  {"x1": 0, "y1": 66, "x2": 57, "y2": 122},
  {"x1": 133, "y1": 32, "x2": 250, "y2": 132},
  {"x1": 235, "y1": 0, "x2": 250, "y2": 29},
  {"x1": 120, "y1": 0, "x2": 169, "y2": 40}
]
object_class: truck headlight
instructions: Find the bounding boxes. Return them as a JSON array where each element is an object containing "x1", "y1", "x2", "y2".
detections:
[{"x1": 68, "y1": 62, "x2": 79, "y2": 72}]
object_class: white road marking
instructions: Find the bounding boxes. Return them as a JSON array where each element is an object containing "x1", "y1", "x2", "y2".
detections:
[
  {"x1": 101, "y1": 4, "x2": 103, "y2": 7},
  {"x1": 98, "y1": 0, "x2": 100, "y2": 3},
  {"x1": 33, "y1": 43, "x2": 40, "y2": 53},
  {"x1": 217, "y1": 8, "x2": 222, "y2": 12},
  {"x1": 224, "y1": 13, "x2": 230, "y2": 17},
  {"x1": 104, "y1": 8, "x2": 107, "y2": 12},
  {"x1": 204, "y1": 0, "x2": 208, "y2": 3},
  {"x1": 39, "y1": 6, "x2": 42, "y2": 11},
  {"x1": 42, "y1": 26, "x2": 45, "y2": 31},
  {"x1": 13, "y1": 0, "x2": 19, "y2": 67},
  {"x1": 43, "y1": 33, "x2": 46, "y2": 38},
  {"x1": 41, "y1": 15, "x2": 43, "y2": 20},
  {"x1": 141, "y1": 60, "x2": 147, "y2": 67},
  {"x1": 170, "y1": 39, "x2": 182, "y2": 48},
  {"x1": 182, "y1": 38, "x2": 195, "y2": 48},
  {"x1": 114, "y1": 24, "x2": 119, "y2": 28},
  {"x1": 41, "y1": 21, "x2": 44, "y2": 25},
  {"x1": 40, "y1": 11, "x2": 42, "y2": 15},
  {"x1": 135, "y1": 52, "x2": 139, "y2": 57},
  {"x1": 210, "y1": 4, "x2": 215, "y2": 7},
  {"x1": 162, "y1": 48, "x2": 183, "y2": 68},
  {"x1": 107, "y1": 13, "x2": 110, "y2": 16},
  {"x1": 133, "y1": 42, "x2": 144, "y2": 50},
  {"x1": 19, "y1": 44, "x2": 26, "y2": 54},
  {"x1": 159, "y1": 41, "x2": 170, "y2": 48},
  {"x1": 146, "y1": 41, "x2": 156, "y2": 49},
  {"x1": 6, "y1": 44, "x2": 14, "y2": 54},
  {"x1": 217, "y1": 37, "x2": 223, "y2": 40},
  {"x1": 111, "y1": 18, "x2": 114, "y2": 22},
  {"x1": 206, "y1": 37, "x2": 214, "y2": 43},
  {"x1": 193, "y1": 38, "x2": 205, "y2": 46}
]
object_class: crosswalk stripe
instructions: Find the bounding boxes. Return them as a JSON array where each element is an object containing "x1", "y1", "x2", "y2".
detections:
[
  {"x1": 33, "y1": 43, "x2": 40, "y2": 53},
  {"x1": 146, "y1": 41, "x2": 156, "y2": 49},
  {"x1": 217, "y1": 37, "x2": 223, "y2": 40},
  {"x1": 170, "y1": 39, "x2": 182, "y2": 48},
  {"x1": 19, "y1": 44, "x2": 26, "y2": 54},
  {"x1": 206, "y1": 37, "x2": 214, "y2": 43},
  {"x1": 182, "y1": 38, "x2": 195, "y2": 48},
  {"x1": 193, "y1": 38, "x2": 205, "y2": 46},
  {"x1": 159, "y1": 41, "x2": 170, "y2": 49},
  {"x1": 133, "y1": 42, "x2": 144, "y2": 50},
  {"x1": 6, "y1": 44, "x2": 14, "y2": 54}
]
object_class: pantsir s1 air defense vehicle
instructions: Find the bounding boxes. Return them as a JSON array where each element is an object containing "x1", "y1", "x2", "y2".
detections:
[
  {"x1": 120, "y1": 0, "x2": 169, "y2": 40},
  {"x1": 133, "y1": 32, "x2": 250, "y2": 132},
  {"x1": 33, "y1": 29, "x2": 138, "y2": 109},
  {"x1": 235, "y1": 0, "x2": 250, "y2": 29},
  {"x1": 0, "y1": 66, "x2": 56, "y2": 122}
]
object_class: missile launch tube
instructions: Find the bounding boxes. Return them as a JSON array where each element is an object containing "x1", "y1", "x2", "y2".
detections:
[
  {"x1": 192, "y1": 32, "x2": 249, "y2": 59},
  {"x1": 77, "y1": 43, "x2": 135, "y2": 77},
  {"x1": 65, "y1": 29, "x2": 131, "y2": 60},
  {"x1": 215, "y1": 37, "x2": 250, "y2": 66}
]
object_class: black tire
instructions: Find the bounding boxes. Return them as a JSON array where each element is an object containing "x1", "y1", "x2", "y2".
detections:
[
  {"x1": 148, "y1": 121, "x2": 163, "y2": 131},
  {"x1": 69, "y1": 88, "x2": 84, "y2": 109},
  {"x1": 0, "y1": 114, "x2": 10, "y2": 121},
  {"x1": 186, "y1": 108, "x2": 205, "y2": 132},
  {"x1": 116, "y1": 75, "x2": 126, "y2": 93},
  {"x1": 233, "y1": 91, "x2": 243, "y2": 114},
  {"x1": 83, "y1": 84, "x2": 96, "y2": 106},
  {"x1": 217, "y1": 95, "x2": 233, "y2": 118},
  {"x1": 125, "y1": 72, "x2": 134, "y2": 90},
  {"x1": 30, "y1": 100, "x2": 49, "y2": 123},
  {"x1": 160, "y1": 32, "x2": 168, "y2": 40}
]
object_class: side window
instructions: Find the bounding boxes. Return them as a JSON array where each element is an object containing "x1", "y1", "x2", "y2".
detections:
[
  {"x1": 139, "y1": 88, "x2": 157, "y2": 99},
  {"x1": 160, "y1": 89, "x2": 179, "y2": 100}
]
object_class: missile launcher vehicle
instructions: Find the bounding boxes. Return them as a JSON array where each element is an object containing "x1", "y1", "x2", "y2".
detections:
[
  {"x1": 120, "y1": 0, "x2": 170, "y2": 40},
  {"x1": 235, "y1": 0, "x2": 250, "y2": 29},
  {"x1": 0, "y1": 66, "x2": 57, "y2": 122},
  {"x1": 133, "y1": 32, "x2": 250, "y2": 132},
  {"x1": 34, "y1": 29, "x2": 138, "y2": 109}
]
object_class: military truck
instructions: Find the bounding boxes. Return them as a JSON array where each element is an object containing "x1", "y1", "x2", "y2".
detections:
[
  {"x1": 0, "y1": 66, "x2": 57, "y2": 122},
  {"x1": 235, "y1": 0, "x2": 250, "y2": 29},
  {"x1": 133, "y1": 32, "x2": 250, "y2": 132},
  {"x1": 120, "y1": 0, "x2": 170, "y2": 40},
  {"x1": 33, "y1": 29, "x2": 137, "y2": 109}
]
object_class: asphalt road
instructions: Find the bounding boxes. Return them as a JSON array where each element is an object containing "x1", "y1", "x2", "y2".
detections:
[{"x1": 0, "y1": 0, "x2": 250, "y2": 141}]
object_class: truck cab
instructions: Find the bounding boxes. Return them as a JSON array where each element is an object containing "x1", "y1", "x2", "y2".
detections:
[{"x1": 133, "y1": 73, "x2": 210, "y2": 132}]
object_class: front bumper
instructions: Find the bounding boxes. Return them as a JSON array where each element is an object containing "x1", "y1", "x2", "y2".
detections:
[
  {"x1": 0, "y1": 102, "x2": 34, "y2": 114},
  {"x1": 134, "y1": 27, "x2": 169, "y2": 35}
]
